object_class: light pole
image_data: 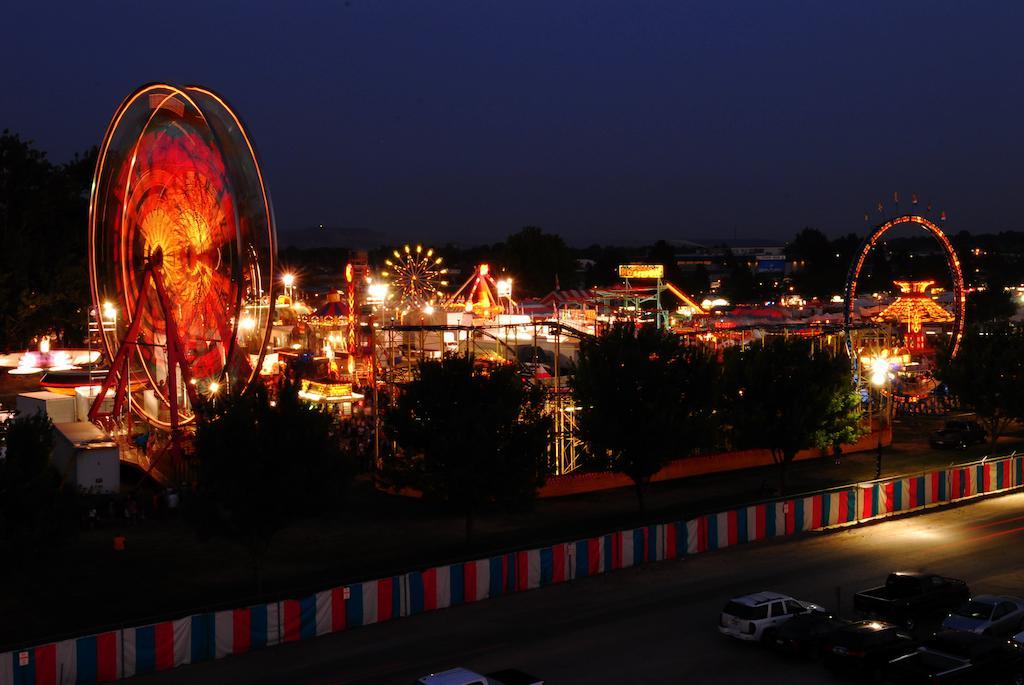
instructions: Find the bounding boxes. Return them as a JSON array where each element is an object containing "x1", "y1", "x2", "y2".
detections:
[
  {"x1": 869, "y1": 355, "x2": 891, "y2": 478},
  {"x1": 366, "y1": 281, "x2": 391, "y2": 471}
]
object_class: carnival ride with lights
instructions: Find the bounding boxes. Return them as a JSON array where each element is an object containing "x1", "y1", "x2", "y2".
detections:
[
  {"x1": 444, "y1": 263, "x2": 512, "y2": 318},
  {"x1": 382, "y1": 244, "x2": 448, "y2": 315},
  {"x1": 87, "y1": 83, "x2": 276, "y2": 441},
  {"x1": 844, "y1": 214, "x2": 965, "y2": 360},
  {"x1": 592, "y1": 264, "x2": 706, "y2": 331},
  {"x1": 843, "y1": 214, "x2": 965, "y2": 414}
]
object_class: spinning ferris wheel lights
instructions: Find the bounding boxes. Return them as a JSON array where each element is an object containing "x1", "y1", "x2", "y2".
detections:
[
  {"x1": 381, "y1": 243, "x2": 449, "y2": 309},
  {"x1": 88, "y1": 83, "x2": 276, "y2": 429}
]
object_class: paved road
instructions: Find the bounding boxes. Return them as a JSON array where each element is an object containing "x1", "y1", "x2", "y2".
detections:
[{"x1": 134, "y1": 494, "x2": 1024, "y2": 684}]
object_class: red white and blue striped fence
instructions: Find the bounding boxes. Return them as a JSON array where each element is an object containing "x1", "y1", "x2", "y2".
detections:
[{"x1": 3, "y1": 452, "x2": 1021, "y2": 685}]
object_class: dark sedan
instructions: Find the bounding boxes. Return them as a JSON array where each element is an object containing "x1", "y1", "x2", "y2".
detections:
[
  {"x1": 929, "y1": 421, "x2": 986, "y2": 449},
  {"x1": 822, "y1": 620, "x2": 916, "y2": 680},
  {"x1": 768, "y1": 612, "x2": 850, "y2": 658}
]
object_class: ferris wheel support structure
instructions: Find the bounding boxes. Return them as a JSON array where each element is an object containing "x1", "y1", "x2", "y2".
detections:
[{"x1": 88, "y1": 250, "x2": 200, "y2": 431}]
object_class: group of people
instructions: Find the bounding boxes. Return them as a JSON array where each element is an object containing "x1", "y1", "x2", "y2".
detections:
[
  {"x1": 897, "y1": 394, "x2": 960, "y2": 416},
  {"x1": 338, "y1": 411, "x2": 375, "y2": 470},
  {"x1": 82, "y1": 488, "x2": 180, "y2": 529}
]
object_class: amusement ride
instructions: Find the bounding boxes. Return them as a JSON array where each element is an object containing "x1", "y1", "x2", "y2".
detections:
[
  {"x1": 86, "y1": 83, "x2": 276, "y2": 438},
  {"x1": 843, "y1": 211, "x2": 966, "y2": 413},
  {"x1": 382, "y1": 244, "x2": 448, "y2": 315}
]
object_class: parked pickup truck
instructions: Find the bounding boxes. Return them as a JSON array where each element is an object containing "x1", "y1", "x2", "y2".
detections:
[{"x1": 854, "y1": 572, "x2": 970, "y2": 629}]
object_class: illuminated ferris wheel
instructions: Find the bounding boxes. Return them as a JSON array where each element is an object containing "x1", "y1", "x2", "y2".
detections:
[
  {"x1": 381, "y1": 244, "x2": 448, "y2": 311},
  {"x1": 844, "y1": 213, "x2": 965, "y2": 359},
  {"x1": 88, "y1": 83, "x2": 276, "y2": 429}
]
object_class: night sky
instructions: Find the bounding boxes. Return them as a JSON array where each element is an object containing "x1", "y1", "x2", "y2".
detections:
[{"x1": 4, "y1": 1, "x2": 1024, "y2": 246}]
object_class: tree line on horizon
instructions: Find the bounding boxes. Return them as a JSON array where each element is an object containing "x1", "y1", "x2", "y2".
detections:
[{"x1": 2, "y1": 130, "x2": 1021, "y2": 351}]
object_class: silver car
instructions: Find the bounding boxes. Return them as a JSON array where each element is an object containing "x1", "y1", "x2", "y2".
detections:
[{"x1": 942, "y1": 595, "x2": 1024, "y2": 636}]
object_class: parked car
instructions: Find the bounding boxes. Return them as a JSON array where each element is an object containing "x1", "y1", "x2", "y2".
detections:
[
  {"x1": 929, "y1": 420, "x2": 986, "y2": 449},
  {"x1": 854, "y1": 572, "x2": 970, "y2": 629},
  {"x1": 942, "y1": 596, "x2": 1024, "y2": 636},
  {"x1": 718, "y1": 592, "x2": 826, "y2": 642},
  {"x1": 1010, "y1": 616, "x2": 1024, "y2": 647},
  {"x1": 767, "y1": 612, "x2": 851, "y2": 658},
  {"x1": 821, "y1": 620, "x2": 916, "y2": 680},
  {"x1": 885, "y1": 630, "x2": 1024, "y2": 684},
  {"x1": 417, "y1": 668, "x2": 543, "y2": 685}
]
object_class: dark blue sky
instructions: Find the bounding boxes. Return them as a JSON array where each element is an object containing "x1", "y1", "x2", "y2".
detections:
[{"x1": 4, "y1": 1, "x2": 1024, "y2": 246}]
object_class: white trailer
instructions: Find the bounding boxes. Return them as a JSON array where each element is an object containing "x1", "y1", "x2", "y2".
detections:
[
  {"x1": 16, "y1": 391, "x2": 76, "y2": 425},
  {"x1": 52, "y1": 422, "x2": 120, "y2": 493}
]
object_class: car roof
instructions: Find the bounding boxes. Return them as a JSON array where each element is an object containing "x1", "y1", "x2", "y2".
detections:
[
  {"x1": 419, "y1": 668, "x2": 488, "y2": 685},
  {"x1": 731, "y1": 592, "x2": 792, "y2": 605}
]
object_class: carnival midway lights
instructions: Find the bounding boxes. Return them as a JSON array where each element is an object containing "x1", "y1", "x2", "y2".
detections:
[
  {"x1": 87, "y1": 83, "x2": 276, "y2": 435},
  {"x1": 8, "y1": 337, "x2": 77, "y2": 375}
]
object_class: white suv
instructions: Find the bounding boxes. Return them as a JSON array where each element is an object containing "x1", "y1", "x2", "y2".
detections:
[{"x1": 718, "y1": 592, "x2": 825, "y2": 641}]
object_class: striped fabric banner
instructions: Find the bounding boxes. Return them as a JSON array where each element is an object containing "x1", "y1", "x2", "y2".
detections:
[
  {"x1": 124, "y1": 622, "x2": 174, "y2": 676},
  {"x1": 3, "y1": 640, "x2": 78, "y2": 685},
  {"x1": 574, "y1": 537, "x2": 603, "y2": 578},
  {"x1": 686, "y1": 516, "x2": 707, "y2": 554},
  {"x1": 826, "y1": 489, "x2": 856, "y2": 525}
]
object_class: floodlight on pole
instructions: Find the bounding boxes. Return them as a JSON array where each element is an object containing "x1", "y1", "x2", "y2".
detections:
[{"x1": 869, "y1": 356, "x2": 890, "y2": 387}]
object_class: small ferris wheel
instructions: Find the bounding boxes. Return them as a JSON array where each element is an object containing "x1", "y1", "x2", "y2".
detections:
[{"x1": 381, "y1": 244, "x2": 448, "y2": 311}]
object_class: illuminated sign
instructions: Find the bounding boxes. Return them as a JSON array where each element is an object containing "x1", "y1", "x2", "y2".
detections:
[
  {"x1": 299, "y1": 379, "x2": 358, "y2": 401},
  {"x1": 618, "y1": 264, "x2": 665, "y2": 279}
]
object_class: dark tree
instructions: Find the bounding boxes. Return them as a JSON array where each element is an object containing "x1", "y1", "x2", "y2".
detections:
[
  {"x1": 188, "y1": 382, "x2": 354, "y2": 593},
  {"x1": 0, "y1": 132, "x2": 95, "y2": 350},
  {"x1": 646, "y1": 241, "x2": 683, "y2": 284},
  {"x1": 719, "y1": 249, "x2": 757, "y2": 303},
  {"x1": 501, "y1": 226, "x2": 577, "y2": 296},
  {"x1": 385, "y1": 355, "x2": 550, "y2": 543},
  {"x1": 787, "y1": 228, "x2": 846, "y2": 300},
  {"x1": 572, "y1": 323, "x2": 718, "y2": 510},
  {"x1": 937, "y1": 325, "x2": 1024, "y2": 446},
  {"x1": 0, "y1": 413, "x2": 77, "y2": 554},
  {"x1": 723, "y1": 338, "x2": 853, "y2": 493},
  {"x1": 857, "y1": 243, "x2": 896, "y2": 295},
  {"x1": 677, "y1": 262, "x2": 711, "y2": 299},
  {"x1": 581, "y1": 244, "x2": 627, "y2": 288},
  {"x1": 966, "y1": 288, "x2": 1017, "y2": 324}
]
